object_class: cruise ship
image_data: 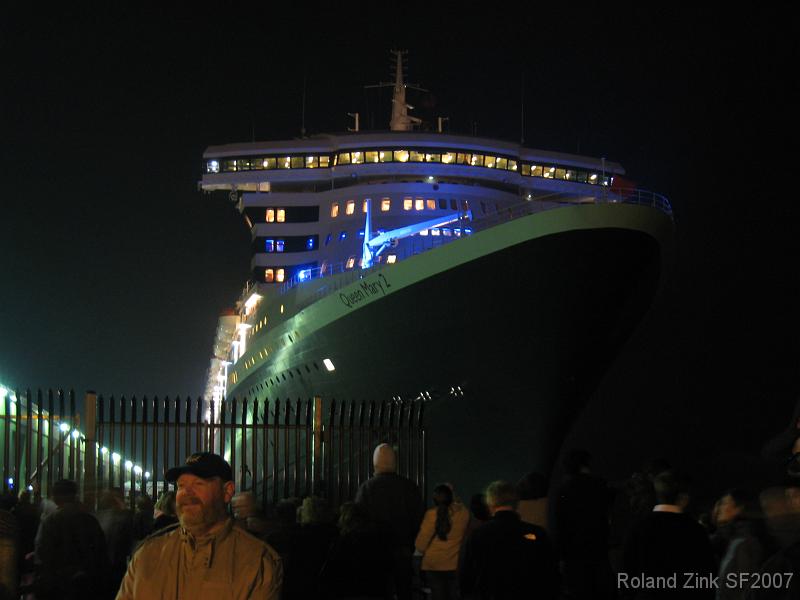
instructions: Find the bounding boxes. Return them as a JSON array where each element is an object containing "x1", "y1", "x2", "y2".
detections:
[{"x1": 200, "y1": 53, "x2": 674, "y2": 494}]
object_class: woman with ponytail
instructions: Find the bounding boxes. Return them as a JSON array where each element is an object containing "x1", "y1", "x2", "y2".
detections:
[{"x1": 415, "y1": 483, "x2": 469, "y2": 600}]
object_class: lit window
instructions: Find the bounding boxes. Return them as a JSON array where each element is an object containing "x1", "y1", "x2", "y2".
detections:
[
  {"x1": 431, "y1": 228, "x2": 440, "y2": 236},
  {"x1": 566, "y1": 169, "x2": 576, "y2": 180},
  {"x1": 331, "y1": 203, "x2": 339, "y2": 218},
  {"x1": 450, "y1": 199, "x2": 457, "y2": 210},
  {"x1": 425, "y1": 153, "x2": 441, "y2": 162},
  {"x1": 362, "y1": 200, "x2": 368, "y2": 213},
  {"x1": 426, "y1": 199, "x2": 436, "y2": 210},
  {"x1": 319, "y1": 156, "x2": 330, "y2": 168},
  {"x1": 263, "y1": 158, "x2": 277, "y2": 169},
  {"x1": 279, "y1": 156, "x2": 291, "y2": 169},
  {"x1": 410, "y1": 150, "x2": 424, "y2": 162},
  {"x1": 555, "y1": 168, "x2": 566, "y2": 180},
  {"x1": 381, "y1": 198, "x2": 391, "y2": 211},
  {"x1": 277, "y1": 209, "x2": 285, "y2": 222},
  {"x1": 351, "y1": 151, "x2": 363, "y2": 164},
  {"x1": 378, "y1": 151, "x2": 390, "y2": 162},
  {"x1": 345, "y1": 257, "x2": 355, "y2": 269},
  {"x1": 508, "y1": 160, "x2": 518, "y2": 171},
  {"x1": 265, "y1": 239, "x2": 274, "y2": 252},
  {"x1": 265, "y1": 269, "x2": 274, "y2": 283},
  {"x1": 456, "y1": 153, "x2": 469, "y2": 164},
  {"x1": 496, "y1": 158, "x2": 508, "y2": 170},
  {"x1": 589, "y1": 173, "x2": 598, "y2": 183},
  {"x1": 403, "y1": 197, "x2": 413, "y2": 211},
  {"x1": 208, "y1": 160, "x2": 220, "y2": 173},
  {"x1": 365, "y1": 151, "x2": 378, "y2": 163},
  {"x1": 470, "y1": 154, "x2": 484, "y2": 166},
  {"x1": 532, "y1": 166, "x2": 543, "y2": 177},
  {"x1": 544, "y1": 166, "x2": 555, "y2": 179},
  {"x1": 306, "y1": 156, "x2": 318, "y2": 168},
  {"x1": 485, "y1": 156, "x2": 496, "y2": 169},
  {"x1": 415, "y1": 198, "x2": 424, "y2": 211},
  {"x1": 420, "y1": 229, "x2": 429, "y2": 236},
  {"x1": 321, "y1": 261, "x2": 328, "y2": 274},
  {"x1": 387, "y1": 254, "x2": 397, "y2": 264},
  {"x1": 276, "y1": 269, "x2": 285, "y2": 283},
  {"x1": 394, "y1": 150, "x2": 409, "y2": 162},
  {"x1": 345, "y1": 200, "x2": 355, "y2": 215},
  {"x1": 291, "y1": 156, "x2": 303, "y2": 169},
  {"x1": 338, "y1": 152, "x2": 351, "y2": 165},
  {"x1": 306, "y1": 237, "x2": 314, "y2": 250},
  {"x1": 442, "y1": 228, "x2": 451, "y2": 237},
  {"x1": 266, "y1": 209, "x2": 275, "y2": 222},
  {"x1": 339, "y1": 231, "x2": 347, "y2": 241},
  {"x1": 521, "y1": 164, "x2": 531, "y2": 176},
  {"x1": 441, "y1": 152, "x2": 455, "y2": 164},
  {"x1": 276, "y1": 240, "x2": 285, "y2": 252}
]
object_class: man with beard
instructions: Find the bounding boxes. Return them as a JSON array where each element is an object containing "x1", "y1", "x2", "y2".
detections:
[{"x1": 115, "y1": 452, "x2": 282, "y2": 600}]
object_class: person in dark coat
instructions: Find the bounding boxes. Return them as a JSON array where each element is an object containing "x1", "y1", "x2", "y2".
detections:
[
  {"x1": 33, "y1": 479, "x2": 110, "y2": 600},
  {"x1": 96, "y1": 488, "x2": 134, "y2": 591},
  {"x1": 622, "y1": 470, "x2": 716, "y2": 599},
  {"x1": 459, "y1": 480, "x2": 558, "y2": 600},
  {"x1": 355, "y1": 443, "x2": 423, "y2": 600}
]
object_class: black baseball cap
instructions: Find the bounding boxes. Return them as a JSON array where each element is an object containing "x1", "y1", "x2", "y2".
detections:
[{"x1": 165, "y1": 452, "x2": 233, "y2": 483}]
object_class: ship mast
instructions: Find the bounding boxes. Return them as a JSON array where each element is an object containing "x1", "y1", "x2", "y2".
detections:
[{"x1": 366, "y1": 50, "x2": 425, "y2": 131}]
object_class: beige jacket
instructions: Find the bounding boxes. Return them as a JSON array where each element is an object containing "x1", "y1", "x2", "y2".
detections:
[
  {"x1": 414, "y1": 502, "x2": 469, "y2": 571},
  {"x1": 115, "y1": 519, "x2": 282, "y2": 600}
]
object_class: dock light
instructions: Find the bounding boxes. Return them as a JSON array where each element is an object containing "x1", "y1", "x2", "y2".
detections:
[
  {"x1": 7, "y1": 478, "x2": 13, "y2": 486},
  {"x1": 59, "y1": 423, "x2": 70, "y2": 433},
  {"x1": 111, "y1": 453, "x2": 121, "y2": 464},
  {"x1": 100, "y1": 446, "x2": 108, "y2": 455},
  {"x1": 323, "y1": 358, "x2": 335, "y2": 372},
  {"x1": 0, "y1": 387, "x2": 6, "y2": 400},
  {"x1": 125, "y1": 460, "x2": 133, "y2": 470},
  {"x1": 133, "y1": 466, "x2": 142, "y2": 475},
  {"x1": 144, "y1": 472, "x2": 151, "y2": 479},
  {"x1": 71, "y1": 430, "x2": 80, "y2": 439},
  {"x1": 27, "y1": 485, "x2": 33, "y2": 491}
]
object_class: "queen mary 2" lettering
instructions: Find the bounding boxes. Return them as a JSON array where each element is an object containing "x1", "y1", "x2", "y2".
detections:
[{"x1": 339, "y1": 273, "x2": 392, "y2": 308}]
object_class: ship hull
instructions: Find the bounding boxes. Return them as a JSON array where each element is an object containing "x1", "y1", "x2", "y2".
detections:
[{"x1": 231, "y1": 204, "x2": 672, "y2": 496}]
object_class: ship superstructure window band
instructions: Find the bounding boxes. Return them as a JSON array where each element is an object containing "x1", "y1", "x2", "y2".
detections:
[{"x1": 206, "y1": 149, "x2": 613, "y2": 186}]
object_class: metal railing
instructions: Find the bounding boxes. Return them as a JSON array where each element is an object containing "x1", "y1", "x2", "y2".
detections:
[{"x1": 1, "y1": 390, "x2": 425, "y2": 510}]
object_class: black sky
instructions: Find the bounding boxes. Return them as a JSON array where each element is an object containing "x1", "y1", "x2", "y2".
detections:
[{"x1": 1, "y1": 8, "x2": 798, "y2": 489}]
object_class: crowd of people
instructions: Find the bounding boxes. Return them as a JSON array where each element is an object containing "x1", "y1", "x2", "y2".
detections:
[{"x1": 0, "y1": 432, "x2": 798, "y2": 600}]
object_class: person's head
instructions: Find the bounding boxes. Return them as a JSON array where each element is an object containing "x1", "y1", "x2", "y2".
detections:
[
  {"x1": 563, "y1": 449, "x2": 591, "y2": 476},
  {"x1": 155, "y1": 490, "x2": 177, "y2": 516},
  {"x1": 485, "y1": 480, "x2": 519, "y2": 514},
  {"x1": 715, "y1": 488, "x2": 757, "y2": 525},
  {"x1": 275, "y1": 498, "x2": 299, "y2": 525},
  {"x1": 299, "y1": 496, "x2": 335, "y2": 525},
  {"x1": 231, "y1": 491, "x2": 258, "y2": 520},
  {"x1": 653, "y1": 470, "x2": 691, "y2": 509},
  {"x1": 51, "y1": 479, "x2": 79, "y2": 507},
  {"x1": 98, "y1": 488, "x2": 126, "y2": 511},
  {"x1": 469, "y1": 493, "x2": 491, "y2": 521},
  {"x1": 517, "y1": 472, "x2": 548, "y2": 500},
  {"x1": 373, "y1": 443, "x2": 397, "y2": 474},
  {"x1": 165, "y1": 452, "x2": 234, "y2": 535}
]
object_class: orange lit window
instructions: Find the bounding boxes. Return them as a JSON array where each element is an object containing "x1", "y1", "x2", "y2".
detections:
[
  {"x1": 403, "y1": 197, "x2": 413, "y2": 210},
  {"x1": 345, "y1": 257, "x2": 355, "y2": 269},
  {"x1": 351, "y1": 152, "x2": 363, "y2": 164},
  {"x1": 387, "y1": 254, "x2": 397, "y2": 264},
  {"x1": 345, "y1": 200, "x2": 355, "y2": 215},
  {"x1": 415, "y1": 198, "x2": 424, "y2": 211},
  {"x1": 331, "y1": 203, "x2": 339, "y2": 218},
  {"x1": 381, "y1": 198, "x2": 391, "y2": 211},
  {"x1": 266, "y1": 209, "x2": 275, "y2": 223},
  {"x1": 277, "y1": 209, "x2": 286, "y2": 222},
  {"x1": 362, "y1": 200, "x2": 368, "y2": 213},
  {"x1": 276, "y1": 269, "x2": 285, "y2": 283},
  {"x1": 426, "y1": 199, "x2": 436, "y2": 210},
  {"x1": 265, "y1": 269, "x2": 274, "y2": 283}
]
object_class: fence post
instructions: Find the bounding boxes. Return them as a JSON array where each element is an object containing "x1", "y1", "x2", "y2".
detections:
[
  {"x1": 312, "y1": 396, "x2": 323, "y2": 496},
  {"x1": 83, "y1": 391, "x2": 97, "y2": 510}
]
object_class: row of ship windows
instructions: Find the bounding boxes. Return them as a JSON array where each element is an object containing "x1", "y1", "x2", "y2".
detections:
[
  {"x1": 331, "y1": 197, "x2": 463, "y2": 217},
  {"x1": 206, "y1": 150, "x2": 612, "y2": 185},
  {"x1": 262, "y1": 254, "x2": 401, "y2": 283}
]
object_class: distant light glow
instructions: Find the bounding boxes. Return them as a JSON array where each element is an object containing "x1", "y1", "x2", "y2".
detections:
[
  {"x1": 427, "y1": 176, "x2": 435, "y2": 182},
  {"x1": 7, "y1": 477, "x2": 13, "y2": 485},
  {"x1": 111, "y1": 453, "x2": 121, "y2": 464},
  {"x1": 244, "y1": 293, "x2": 262, "y2": 311},
  {"x1": 323, "y1": 358, "x2": 335, "y2": 372},
  {"x1": 125, "y1": 460, "x2": 133, "y2": 470},
  {"x1": 133, "y1": 465, "x2": 143, "y2": 475},
  {"x1": 208, "y1": 160, "x2": 219, "y2": 173},
  {"x1": 298, "y1": 269, "x2": 310, "y2": 282},
  {"x1": 144, "y1": 471, "x2": 151, "y2": 479},
  {"x1": 71, "y1": 430, "x2": 80, "y2": 439},
  {"x1": 27, "y1": 485, "x2": 33, "y2": 491},
  {"x1": 59, "y1": 423, "x2": 70, "y2": 433},
  {"x1": 101, "y1": 446, "x2": 108, "y2": 454}
]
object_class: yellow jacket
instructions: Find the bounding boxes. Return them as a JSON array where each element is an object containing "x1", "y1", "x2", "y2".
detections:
[
  {"x1": 414, "y1": 502, "x2": 469, "y2": 571},
  {"x1": 115, "y1": 518, "x2": 282, "y2": 600}
]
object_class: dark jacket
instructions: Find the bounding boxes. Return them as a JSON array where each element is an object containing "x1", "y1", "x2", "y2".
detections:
[
  {"x1": 355, "y1": 472, "x2": 423, "y2": 550},
  {"x1": 458, "y1": 510, "x2": 558, "y2": 600}
]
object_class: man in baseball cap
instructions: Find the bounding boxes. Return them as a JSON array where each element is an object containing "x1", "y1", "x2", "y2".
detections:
[{"x1": 116, "y1": 452, "x2": 282, "y2": 600}]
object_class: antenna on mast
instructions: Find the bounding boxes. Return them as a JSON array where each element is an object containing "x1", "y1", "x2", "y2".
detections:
[{"x1": 366, "y1": 50, "x2": 427, "y2": 131}]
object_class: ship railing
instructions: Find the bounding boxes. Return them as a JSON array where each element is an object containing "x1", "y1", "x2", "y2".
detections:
[{"x1": 280, "y1": 187, "x2": 671, "y2": 300}]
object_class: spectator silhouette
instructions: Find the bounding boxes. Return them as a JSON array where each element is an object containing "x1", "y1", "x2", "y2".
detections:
[
  {"x1": 151, "y1": 490, "x2": 178, "y2": 532},
  {"x1": 516, "y1": 471, "x2": 549, "y2": 530},
  {"x1": 355, "y1": 443, "x2": 423, "y2": 600},
  {"x1": 459, "y1": 480, "x2": 558, "y2": 600},
  {"x1": 97, "y1": 488, "x2": 135, "y2": 590},
  {"x1": 553, "y1": 449, "x2": 615, "y2": 599},
  {"x1": 34, "y1": 479, "x2": 110, "y2": 600}
]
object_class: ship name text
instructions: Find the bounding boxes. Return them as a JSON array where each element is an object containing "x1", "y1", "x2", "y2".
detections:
[{"x1": 339, "y1": 273, "x2": 392, "y2": 308}]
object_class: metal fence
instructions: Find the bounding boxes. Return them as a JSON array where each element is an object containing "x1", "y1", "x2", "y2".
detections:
[{"x1": 0, "y1": 390, "x2": 426, "y2": 511}]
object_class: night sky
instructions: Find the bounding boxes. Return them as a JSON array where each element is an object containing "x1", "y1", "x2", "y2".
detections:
[{"x1": 1, "y1": 9, "x2": 797, "y2": 492}]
